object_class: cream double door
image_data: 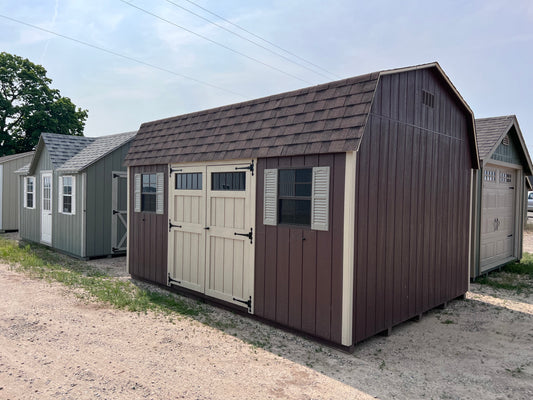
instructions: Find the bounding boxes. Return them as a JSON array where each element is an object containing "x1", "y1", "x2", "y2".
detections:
[{"x1": 168, "y1": 162, "x2": 255, "y2": 312}]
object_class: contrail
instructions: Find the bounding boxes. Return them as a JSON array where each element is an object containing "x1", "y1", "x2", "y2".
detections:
[{"x1": 40, "y1": 0, "x2": 59, "y2": 63}]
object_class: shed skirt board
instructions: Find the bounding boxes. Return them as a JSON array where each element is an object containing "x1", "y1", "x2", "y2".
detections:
[
  {"x1": 168, "y1": 162, "x2": 255, "y2": 312},
  {"x1": 480, "y1": 165, "x2": 516, "y2": 272},
  {"x1": 41, "y1": 172, "x2": 52, "y2": 244}
]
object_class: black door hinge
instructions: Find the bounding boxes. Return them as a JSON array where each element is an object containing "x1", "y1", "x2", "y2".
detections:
[
  {"x1": 169, "y1": 219, "x2": 182, "y2": 232},
  {"x1": 233, "y1": 295, "x2": 252, "y2": 312},
  {"x1": 170, "y1": 167, "x2": 182, "y2": 176},
  {"x1": 168, "y1": 273, "x2": 181, "y2": 286},
  {"x1": 235, "y1": 160, "x2": 254, "y2": 176},
  {"x1": 234, "y1": 227, "x2": 253, "y2": 244}
]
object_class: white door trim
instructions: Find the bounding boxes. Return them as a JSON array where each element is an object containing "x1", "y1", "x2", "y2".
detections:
[{"x1": 41, "y1": 171, "x2": 53, "y2": 244}]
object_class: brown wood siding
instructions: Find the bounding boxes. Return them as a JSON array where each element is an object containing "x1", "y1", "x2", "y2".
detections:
[
  {"x1": 353, "y1": 69, "x2": 473, "y2": 344},
  {"x1": 128, "y1": 165, "x2": 168, "y2": 285},
  {"x1": 255, "y1": 153, "x2": 345, "y2": 344}
]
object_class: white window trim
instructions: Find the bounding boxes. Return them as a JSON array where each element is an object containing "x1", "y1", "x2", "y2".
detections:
[
  {"x1": 58, "y1": 175, "x2": 76, "y2": 215},
  {"x1": 24, "y1": 176, "x2": 36, "y2": 209}
]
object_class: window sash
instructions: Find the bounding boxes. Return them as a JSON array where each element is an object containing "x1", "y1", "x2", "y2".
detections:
[{"x1": 24, "y1": 177, "x2": 35, "y2": 209}]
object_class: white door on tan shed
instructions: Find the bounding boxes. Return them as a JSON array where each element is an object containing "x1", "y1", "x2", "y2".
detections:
[{"x1": 480, "y1": 165, "x2": 516, "y2": 272}]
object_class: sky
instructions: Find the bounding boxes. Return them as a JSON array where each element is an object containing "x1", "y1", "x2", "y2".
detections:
[{"x1": 1, "y1": 0, "x2": 532, "y2": 154}]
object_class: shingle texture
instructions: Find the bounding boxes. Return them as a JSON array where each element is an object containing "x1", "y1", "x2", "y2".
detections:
[
  {"x1": 26, "y1": 131, "x2": 136, "y2": 174},
  {"x1": 124, "y1": 72, "x2": 380, "y2": 166},
  {"x1": 475, "y1": 116, "x2": 514, "y2": 159}
]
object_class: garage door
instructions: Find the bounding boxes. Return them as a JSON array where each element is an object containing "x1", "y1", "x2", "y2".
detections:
[
  {"x1": 167, "y1": 162, "x2": 255, "y2": 312},
  {"x1": 480, "y1": 165, "x2": 516, "y2": 272}
]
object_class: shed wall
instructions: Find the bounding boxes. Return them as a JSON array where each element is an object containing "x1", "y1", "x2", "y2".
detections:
[
  {"x1": 353, "y1": 69, "x2": 473, "y2": 343},
  {"x1": 128, "y1": 164, "x2": 168, "y2": 285},
  {"x1": 255, "y1": 153, "x2": 345, "y2": 344},
  {"x1": 85, "y1": 143, "x2": 131, "y2": 257},
  {"x1": 52, "y1": 173, "x2": 83, "y2": 256},
  {"x1": 1, "y1": 154, "x2": 34, "y2": 231}
]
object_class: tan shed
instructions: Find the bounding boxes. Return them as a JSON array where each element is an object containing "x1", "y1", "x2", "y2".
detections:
[{"x1": 471, "y1": 115, "x2": 533, "y2": 278}]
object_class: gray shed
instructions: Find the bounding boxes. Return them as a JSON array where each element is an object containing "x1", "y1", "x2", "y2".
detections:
[
  {"x1": 17, "y1": 131, "x2": 136, "y2": 259},
  {"x1": 0, "y1": 152, "x2": 35, "y2": 232},
  {"x1": 471, "y1": 115, "x2": 533, "y2": 278}
]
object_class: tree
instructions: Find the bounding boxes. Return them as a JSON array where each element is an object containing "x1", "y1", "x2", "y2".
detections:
[{"x1": 0, "y1": 52, "x2": 88, "y2": 156}]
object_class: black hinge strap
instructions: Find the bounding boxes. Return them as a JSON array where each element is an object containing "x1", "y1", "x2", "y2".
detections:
[
  {"x1": 235, "y1": 160, "x2": 254, "y2": 176},
  {"x1": 168, "y1": 273, "x2": 181, "y2": 285},
  {"x1": 233, "y1": 296, "x2": 252, "y2": 311},
  {"x1": 170, "y1": 167, "x2": 182, "y2": 176},
  {"x1": 169, "y1": 219, "x2": 182, "y2": 232},
  {"x1": 234, "y1": 227, "x2": 253, "y2": 244}
]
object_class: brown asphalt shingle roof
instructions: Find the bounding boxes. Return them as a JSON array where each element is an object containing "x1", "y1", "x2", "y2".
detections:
[
  {"x1": 475, "y1": 116, "x2": 515, "y2": 159},
  {"x1": 124, "y1": 72, "x2": 380, "y2": 166}
]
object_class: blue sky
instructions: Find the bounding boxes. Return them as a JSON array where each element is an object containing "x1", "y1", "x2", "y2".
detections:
[{"x1": 1, "y1": 0, "x2": 532, "y2": 153}]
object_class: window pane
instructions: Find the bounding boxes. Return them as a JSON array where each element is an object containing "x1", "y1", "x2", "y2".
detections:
[
  {"x1": 295, "y1": 169, "x2": 312, "y2": 183},
  {"x1": 211, "y1": 172, "x2": 245, "y2": 191},
  {"x1": 63, "y1": 196, "x2": 72, "y2": 213},
  {"x1": 27, "y1": 193, "x2": 33, "y2": 208},
  {"x1": 278, "y1": 199, "x2": 311, "y2": 225},
  {"x1": 175, "y1": 173, "x2": 202, "y2": 190},
  {"x1": 295, "y1": 183, "x2": 311, "y2": 197},
  {"x1": 279, "y1": 169, "x2": 295, "y2": 197},
  {"x1": 142, "y1": 174, "x2": 156, "y2": 193},
  {"x1": 142, "y1": 193, "x2": 156, "y2": 212}
]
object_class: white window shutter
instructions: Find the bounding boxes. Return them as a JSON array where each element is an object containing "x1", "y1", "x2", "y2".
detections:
[
  {"x1": 58, "y1": 176, "x2": 63, "y2": 213},
  {"x1": 71, "y1": 176, "x2": 76, "y2": 215},
  {"x1": 156, "y1": 172, "x2": 164, "y2": 215},
  {"x1": 311, "y1": 166, "x2": 330, "y2": 231},
  {"x1": 23, "y1": 177, "x2": 28, "y2": 208},
  {"x1": 134, "y1": 174, "x2": 141, "y2": 212},
  {"x1": 263, "y1": 168, "x2": 278, "y2": 226}
]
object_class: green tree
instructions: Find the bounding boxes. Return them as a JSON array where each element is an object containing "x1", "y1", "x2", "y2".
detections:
[{"x1": 0, "y1": 52, "x2": 88, "y2": 156}]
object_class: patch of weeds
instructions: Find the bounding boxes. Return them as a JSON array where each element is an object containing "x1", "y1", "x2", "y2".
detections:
[
  {"x1": 476, "y1": 275, "x2": 530, "y2": 294},
  {"x1": 379, "y1": 360, "x2": 386, "y2": 371},
  {"x1": 0, "y1": 237, "x2": 202, "y2": 317},
  {"x1": 441, "y1": 319, "x2": 455, "y2": 325},
  {"x1": 315, "y1": 346, "x2": 323, "y2": 353},
  {"x1": 504, "y1": 254, "x2": 533, "y2": 278}
]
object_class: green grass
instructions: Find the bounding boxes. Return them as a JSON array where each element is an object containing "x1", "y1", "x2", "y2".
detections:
[
  {"x1": 0, "y1": 237, "x2": 203, "y2": 317},
  {"x1": 475, "y1": 253, "x2": 533, "y2": 294}
]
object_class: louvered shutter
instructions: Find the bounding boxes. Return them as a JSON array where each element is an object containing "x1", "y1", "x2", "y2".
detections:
[
  {"x1": 263, "y1": 169, "x2": 278, "y2": 226},
  {"x1": 23, "y1": 177, "x2": 28, "y2": 208},
  {"x1": 71, "y1": 176, "x2": 76, "y2": 215},
  {"x1": 156, "y1": 172, "x2": 164, "y2": 214},
  {"x1": 58, "y1": 176, "x2": 63, "y2": 213},
  {"x1": 311, "y1": 166, "x2": 330, "y2": 231},
  {"x1": 134, "y1": 174, "x2": 141, "y2": 212}
]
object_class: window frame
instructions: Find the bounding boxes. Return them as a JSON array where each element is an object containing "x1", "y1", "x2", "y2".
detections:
[
  {"x1": 141, "y1": 173, "x2": 157, "y2": 213},
  {"x1": 59, "y1": 175, "x2": 76, "y2": 215},
  {"x1": 277, "y1": 168, "x2": 313, "y2": 227},
  {"x1": 24, "y1": 176, "x2": 36, "y2": 209}
]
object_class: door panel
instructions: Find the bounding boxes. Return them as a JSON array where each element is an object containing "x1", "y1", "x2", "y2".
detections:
[
  {"x1": 111, "y1": 172, "x2": 128, "y2": 253},
  {"x1": 41, "y1": 173, "x2": 52, "y2": 244},
  {"x1": 168, "y1": 167, "x2": 206, "y2": 292},
  {"x1": 167, "y1": 162, "x2": 255, "y2": 312},
  {"x1": 480, "y1": 166, "x2": 516, "y2": 271}
]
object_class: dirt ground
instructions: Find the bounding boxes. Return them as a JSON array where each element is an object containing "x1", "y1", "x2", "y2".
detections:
[{"x1": 1, "y1": 233, "x2": 533, "y2": 399}]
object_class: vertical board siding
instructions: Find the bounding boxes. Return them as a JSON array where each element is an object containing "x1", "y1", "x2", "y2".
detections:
[
  {"x1": 353, "y1": 69, "x2": 473, "y2": 344},
  {"x1": 52, "y1": 173, "x2": 83, "y2": 256},
  {"x1": 85, "y1": 143, "x2": 131, "y2": 257},
  {"x1": 255, "y1": 153, "x2": 345, "y2": 343},
  {"x1": 1, "y1": 154, "x2": 34, "y2": 230},
  {"x1": 128, "y1": 165, "x2": 168, "y2": 285}
]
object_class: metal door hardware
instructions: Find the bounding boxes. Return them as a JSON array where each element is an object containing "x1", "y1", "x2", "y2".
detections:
[
  {"x1": 235, "y1": 160, "x2": 254, "y2": 176},
  {"x1": 233, "y1": 295, "x2": 252, "y2": 312},
  {"x1": 168, "y1": 273, "x2": 181, "y2": 285},
  {"x1": 234, "y1": 228, "x2": 253, "y2": 244},
  {"x1": 169, "y1": 219, "x2": 182, "y2": 232},
  {"x1": 169, "y1": 167, "x2": 182, "y2": 176}
]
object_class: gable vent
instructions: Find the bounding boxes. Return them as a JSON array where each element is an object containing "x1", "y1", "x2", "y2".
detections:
[
  {"x1": 502, "y1": 135, "x2": 509, "y2": 146},
  {"x1": 422, "y1": 90, "x2": 435, "y2": 108}
]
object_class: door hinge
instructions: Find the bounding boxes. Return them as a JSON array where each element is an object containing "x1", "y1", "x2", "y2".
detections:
[
  {"x1": 168, "y1": 273, "x2": 181, "y2": 286},
  {"x1": 235, "y1": 160, "x2": 254, "y2": 176},
  {"x1": 169, "y1": 167, "x2": 182, "y2": 176},
  {"x1": 507, "y1": 234, "x2": 513, "y2": 238},
  {"x1": 233, "y1": 295, "x2": 252, "y2": 312},
  {"x1": 169, "y1": 219, "x2": 182, "y2": 232},
  {"x1": 234, "y1": 227, "x2": 253, "y2": 244}
]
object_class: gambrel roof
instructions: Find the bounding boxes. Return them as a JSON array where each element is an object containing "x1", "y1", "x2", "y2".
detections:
[
  {"x1": 20, "y1": 131, "x2": 136, "y2": 175},
  {"x1": 125, "y1": 62, "x2": 477, "y2": 167},
  {"x1": 475, "y1": 115, "x2": 532, "y2": 174}
]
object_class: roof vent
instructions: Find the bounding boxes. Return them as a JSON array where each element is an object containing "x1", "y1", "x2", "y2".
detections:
[
  {"x1": 502, "y1": 135, "x2": 509, "y2": 146},
  {"x1": 422, "y1": 90, "x2": 434, "y2": 108}
]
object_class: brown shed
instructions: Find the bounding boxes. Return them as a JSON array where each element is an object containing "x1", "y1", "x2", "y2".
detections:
[
  {"x1": 470, "y1": 116, "x2": 532, "y2": 278},
  {"x1": 124, "y1": 62, "x2": 478, "y2": 348}
]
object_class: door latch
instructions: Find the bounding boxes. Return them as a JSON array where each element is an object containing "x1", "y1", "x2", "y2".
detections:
[{"x1": 234, "y1": 227, "x2": 253, "y2": 244}]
